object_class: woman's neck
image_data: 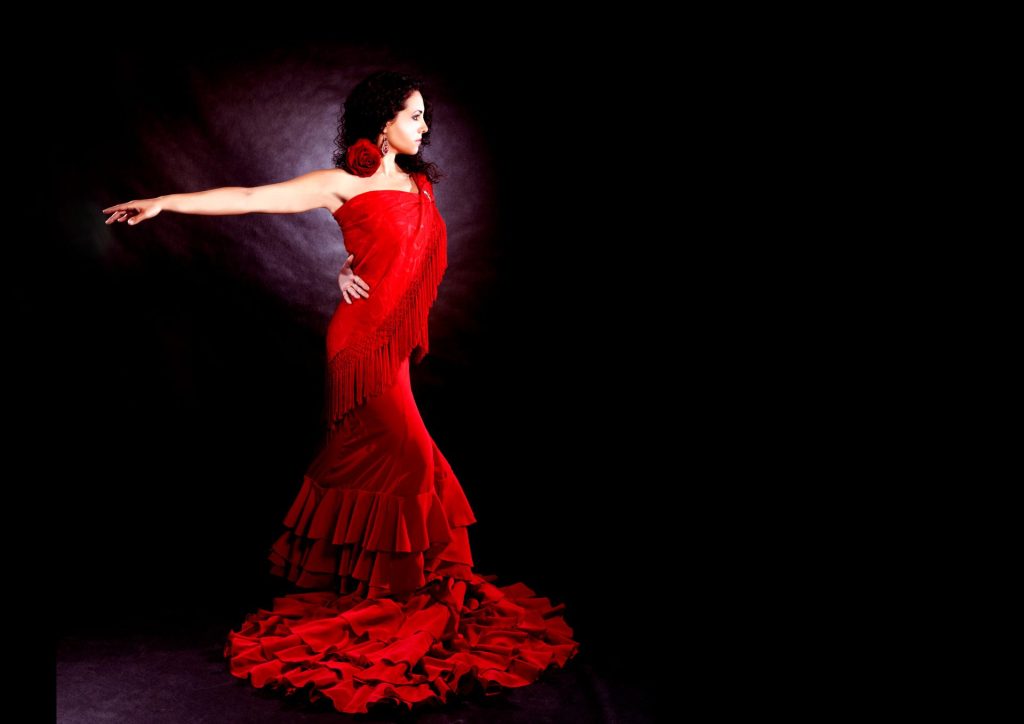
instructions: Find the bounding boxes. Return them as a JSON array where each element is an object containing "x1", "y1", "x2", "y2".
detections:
[{"x1": 378, "y1": 154, "x2": 404, "y2": 177}]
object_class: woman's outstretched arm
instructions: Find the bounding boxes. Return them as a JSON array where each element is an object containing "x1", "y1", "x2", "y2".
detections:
[{"x1": 102, "y1": 169, "x2": 342, "y2": 226}]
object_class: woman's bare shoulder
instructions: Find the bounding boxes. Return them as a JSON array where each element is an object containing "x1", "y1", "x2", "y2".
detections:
[
  {"x1": 316, "y1": 168, "x2": 360, "y2": 212},
  {"x1": 321, "y1": 168, "x2": 359, "y2": 195}
]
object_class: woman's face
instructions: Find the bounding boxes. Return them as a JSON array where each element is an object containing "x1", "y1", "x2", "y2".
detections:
[{"x1": 384, "y1": 91, "x2": 429, "y2": 155}]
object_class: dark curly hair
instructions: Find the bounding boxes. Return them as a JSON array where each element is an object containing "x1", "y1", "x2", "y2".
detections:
[{"x1": 331, "y1": 71, "x2": 443, "y2": 185}]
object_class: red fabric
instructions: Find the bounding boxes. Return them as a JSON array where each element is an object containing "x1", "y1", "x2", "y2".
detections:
[
  {"x1": 323, "y1": 171, "x2": 447, "y2": 423},
  {"x1": 225, "y1": 178, "x2": 579, "y2": 714}
]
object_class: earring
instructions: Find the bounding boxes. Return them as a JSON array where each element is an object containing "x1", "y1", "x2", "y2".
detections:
[{"x1": 380, "y1": 137, "x2": 389, "y2": 155}]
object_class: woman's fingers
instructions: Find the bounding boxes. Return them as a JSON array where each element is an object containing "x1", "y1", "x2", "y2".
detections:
[
  {"x1": 352, "y1": 276, "x2": 369, "y2": 292},
  {"x1": 340, "y1": 282, "x2": 369, "y2": 303},
  {"x1": 104, "y1": 205, "x2": 135, "y2": 224},
  {"x1": 103, "y1": 202, "x2": 147, "y2": 226}
]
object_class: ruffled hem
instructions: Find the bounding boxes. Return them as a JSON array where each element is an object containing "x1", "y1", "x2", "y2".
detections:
[
  {"x1": 225, "y1": 572, "x2": 579, "y2": 715},
  {"x1": 268, "y1": 473, "x2": 477, "y2": 598}
]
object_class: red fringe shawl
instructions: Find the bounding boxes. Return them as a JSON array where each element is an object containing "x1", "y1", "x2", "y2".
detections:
[{"x1": 325, "y1": 172, "x2": 447, "y2": 425}]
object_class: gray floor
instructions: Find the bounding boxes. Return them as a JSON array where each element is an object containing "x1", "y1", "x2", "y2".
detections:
[{"x1": 57, "y1": 623, "x2": 654, "y2": 723}]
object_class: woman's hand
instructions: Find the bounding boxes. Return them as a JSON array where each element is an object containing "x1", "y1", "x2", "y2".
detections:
[
  {"x1": 338, "y1": 253, "x2": 370, "y2": 304},
  {"x1": 101, "y1": 198, "x2": 163, "y2": 226}
]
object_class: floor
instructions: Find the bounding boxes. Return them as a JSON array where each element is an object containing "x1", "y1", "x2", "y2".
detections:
[{"x1": 57, "y1": 618, "x2": 655, "y2": 723}]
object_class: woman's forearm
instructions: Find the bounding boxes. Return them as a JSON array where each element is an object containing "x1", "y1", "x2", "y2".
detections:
[{"x1": 159, "y1": 186, "x2": 253, "y2": 215}]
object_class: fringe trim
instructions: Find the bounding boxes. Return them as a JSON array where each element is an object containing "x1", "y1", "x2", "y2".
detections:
[{"x1": 324, "y1": 223, "x2": 447, "y2": 426}]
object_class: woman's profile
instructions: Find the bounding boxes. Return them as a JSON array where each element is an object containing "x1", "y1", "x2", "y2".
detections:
[{"x1": 101, "y1": 70, "x2": 579, "y2": 715}]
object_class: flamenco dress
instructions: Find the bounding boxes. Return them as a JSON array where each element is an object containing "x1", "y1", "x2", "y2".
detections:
[{"x1": 223, "y1": 171, "x2": 579, "y2": 714}]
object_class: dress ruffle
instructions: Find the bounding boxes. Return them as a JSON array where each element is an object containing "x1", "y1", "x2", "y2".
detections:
[
  {"x1": 224, "y1": 573, "x2": 579, "y2": 714},
  {"x1": 266, "y1": 426, "x2": 478, "y2": 599},
  {"x1": 268, "y1": 470, "x2": 477, "y2": 598}
]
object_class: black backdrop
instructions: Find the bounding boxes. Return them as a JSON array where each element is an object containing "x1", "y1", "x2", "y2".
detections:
[{"x1": 27, "y1": 26, "x2": 677, "y2": 704}]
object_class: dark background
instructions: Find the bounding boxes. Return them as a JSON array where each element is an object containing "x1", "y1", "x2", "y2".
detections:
[{"x1": 23, "y1": 24, "x2": 681, "y2": 721}]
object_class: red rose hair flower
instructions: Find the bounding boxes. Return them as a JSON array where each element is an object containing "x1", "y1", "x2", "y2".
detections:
[{"x1": 346, "y1": 138, "x2": 383, "y2": 177}]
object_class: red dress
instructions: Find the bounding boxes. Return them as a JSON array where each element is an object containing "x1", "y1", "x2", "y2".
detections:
[{"x1": 224, "y1": 172, "x2": 579, "y2": 714}]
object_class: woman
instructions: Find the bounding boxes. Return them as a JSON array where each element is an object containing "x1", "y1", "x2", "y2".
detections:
[{"x1": 101, "y1": 70, "x2": 579, "y2": 715}]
